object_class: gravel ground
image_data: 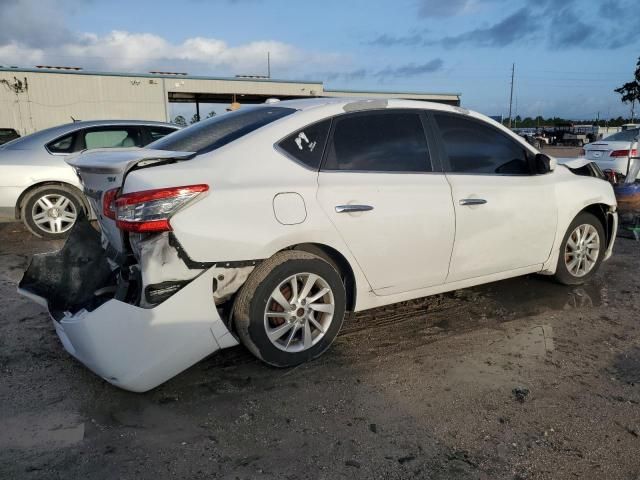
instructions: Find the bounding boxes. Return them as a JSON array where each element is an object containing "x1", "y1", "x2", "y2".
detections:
[
  {"x1": 1, "y1": 221, "x2": 639, "y2": 480},
  {"x1": 540, "y1": 146, "x2": 583, "y2": 158}
]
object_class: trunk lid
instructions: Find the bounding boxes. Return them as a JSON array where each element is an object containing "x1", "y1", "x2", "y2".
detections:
[
  {"x1": 584, "y1": 140, "x2": 631, "y2": 161},
  {"x1": 66, "y1": 148, "x2": 195, "y2": 253}
]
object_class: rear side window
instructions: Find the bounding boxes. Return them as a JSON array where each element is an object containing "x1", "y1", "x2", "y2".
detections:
[
  {"x1": 147, "y1": 126, "x2": 177, "y2": 142},
  {"x1": 434, "y1": 114, "x2": 530, "y2": 175},
  {"x1": 83, "y1": 128, "x2": 143, "y2": 149},
  {"x1": 277, "y1": 119, "x2": 331, "y2": 169},
  {"x1": 149, "y1": 106, "x2": 296, "y2": 154},
  {"x1": 324, "y1": 111, "x2": 431, "y2": 172},
  {"x1": 47, "y1": 134, "x2": 75, "y2": 154}
]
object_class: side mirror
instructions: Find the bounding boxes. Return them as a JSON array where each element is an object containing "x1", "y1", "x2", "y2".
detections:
[{"x1": 535, "y1": 153, "x2": 556, "y2": 174}]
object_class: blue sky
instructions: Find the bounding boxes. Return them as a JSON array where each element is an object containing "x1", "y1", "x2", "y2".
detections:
[{"x1": 1, "y1": 0, "x2": 638, "y2": 119}]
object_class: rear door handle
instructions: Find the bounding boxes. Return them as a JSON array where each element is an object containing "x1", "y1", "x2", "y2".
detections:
[
  {"x1": 335, "y1": 204, "x2": 374, "y2": 213},
  {"x1": 459, "y1": 198, "x2": 487, "y2": 206}
]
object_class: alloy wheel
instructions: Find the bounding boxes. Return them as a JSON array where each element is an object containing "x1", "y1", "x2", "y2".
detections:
[
  {"x1": 31, "y1": 193, "x2": 78, "y2": 235},
  {"x1": 564, "y1": 223, "x2": 600, "y2": 278},
  {"x1": 264, "y1": 273, "x2": 335, "y2": 353}
]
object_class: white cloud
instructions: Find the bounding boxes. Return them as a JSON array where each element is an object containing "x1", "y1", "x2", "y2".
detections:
[
  {"x1": 0, "y1": 0, "x2": 346, "y2": 76},
  {"x1": 0, "y1": 29, "x2": 347, "y2": 77}
]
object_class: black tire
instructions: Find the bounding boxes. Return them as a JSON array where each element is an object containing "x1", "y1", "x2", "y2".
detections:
[
  {"x1": 21, "y1": 185, "x2": 84, "y2": 239},
  {"x1": 553, "y1": 212, "x2": 605, "y2": 286},
  {"x1": 233, "y1": 250, "x2": 346, "y2": 367}
]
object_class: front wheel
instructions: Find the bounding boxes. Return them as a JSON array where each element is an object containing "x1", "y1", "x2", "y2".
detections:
[
  {"x1": 233, "y1": 250, "x2": 346, "y2": 367},
  {"x1": 553, "y1": 212, "x2": 605, "y2": 285}
]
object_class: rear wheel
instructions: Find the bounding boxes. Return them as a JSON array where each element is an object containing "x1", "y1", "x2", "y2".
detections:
[
  {"x1": 233, "y1": 250, "x2": 346, "y2": 367},
  {"x1": 22, "y1": 185, "x2": 84, "y2": 239},
  {"x1": 553, "y1": 212, "x2": 605, "y2": 285}
]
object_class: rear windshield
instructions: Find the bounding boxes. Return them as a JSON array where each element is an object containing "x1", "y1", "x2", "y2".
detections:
[
  {"x1": 148, "y1": 106, "x2": 296, "y2": 154},
  {"x1": 604, "y1": 128, "x2": 640, "y2": 142}
]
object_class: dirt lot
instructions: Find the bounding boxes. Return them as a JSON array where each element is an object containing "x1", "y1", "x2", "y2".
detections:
[
  {"x1": 539, "y1": 146, "x2": 583, "y2": 158},
  {"x1": 1, "y1": 219, "x2": 640, "y2": 480}
]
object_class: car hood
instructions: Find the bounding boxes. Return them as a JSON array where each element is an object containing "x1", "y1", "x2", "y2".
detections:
[{"x1": 556, "y1": 157, "x2": 591, "y2": 169}]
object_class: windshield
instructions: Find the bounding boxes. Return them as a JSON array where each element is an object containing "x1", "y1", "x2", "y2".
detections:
[
  {"x1": 148, "y1": 106, "x2": 296, "y2": 154},
  {"x1": 604, "y1": 128, "x2": 640, "y2": 142}
]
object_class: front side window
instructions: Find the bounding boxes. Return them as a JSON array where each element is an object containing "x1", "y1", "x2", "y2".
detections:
[
  {"x1": 47, "y1": 134, "x2": 75, "y2": 154},
  {"x1": 83, "y1": 128, "x2": 143, "y2": 149},
  {"x1": 278, "y1": 119, "x2": 331, "y2": 169},
  {"x1": 149, "y1": 106, "x2": 296, "y2": 154},
  {"x1": 324, "y1": 111, "x2": 431, "y2": 172},
  {"x1": 434, "y1": 114, "x2": 530, "y2": 175}
]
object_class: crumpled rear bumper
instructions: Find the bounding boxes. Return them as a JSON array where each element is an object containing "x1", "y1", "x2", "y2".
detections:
[
  {"x1": 17, "y1": 219, "x2": 238, "y2": 393},
  {"x1": 35, "y1": 269, "x2": 236, "y2": 392}
]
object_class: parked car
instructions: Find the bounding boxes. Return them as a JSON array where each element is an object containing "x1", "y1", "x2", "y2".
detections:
[
  {"x1": 0, "y1": 128, "x2": 20, "y2": 145},
  {"x1": 582, "y1": 128, "x2": 640, "y2": 179},
  {"x1": 0, "y1": 120, "x2": 179, "y2": 238},
  {"x1": 19, "y1": 98, "x2": 618, "y2": 392}
]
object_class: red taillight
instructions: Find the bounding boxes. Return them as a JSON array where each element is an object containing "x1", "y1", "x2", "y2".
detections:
[
  {"x1": 114, "y1": 184, "x2": 209, "y2": 233},
  {"x1": 102, "y1": 188, "x2": 119, "y2": 219},
  {"x1": 610, "y1": 149, "x2": 637, "y2": 157}
]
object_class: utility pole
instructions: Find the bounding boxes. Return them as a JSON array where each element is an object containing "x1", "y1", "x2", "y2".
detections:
[
  {"x1": 267, "y1": 51, "x2": 271, "y2": 79},
  {"x1": 508, "y1": 63, "x2": 515, "y2": 129}
]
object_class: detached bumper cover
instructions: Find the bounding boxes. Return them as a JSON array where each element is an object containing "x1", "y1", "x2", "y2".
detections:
[
  {"x1": 18, "y1": 220, "x2": 237, "y2": 393},
  {"x1": 20, "y1": 268, "x2": 237, "y2": 392}
]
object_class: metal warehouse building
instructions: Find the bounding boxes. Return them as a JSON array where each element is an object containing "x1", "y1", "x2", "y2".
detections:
[{"x1": 0, "y1": 66, "x2": 461, "y2": 135}]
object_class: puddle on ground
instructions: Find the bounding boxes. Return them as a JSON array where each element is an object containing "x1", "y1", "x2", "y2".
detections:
[
  {"x1": 468, "y1": 274, "x2": 606, "y2": 319},
  {"x1": 612, "y1": 346, "x2": 640, "y2": 385}
]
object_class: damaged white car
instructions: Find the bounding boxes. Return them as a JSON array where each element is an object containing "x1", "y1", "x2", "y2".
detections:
[{"x1": 19, "y1": 98, "x2": 618, "y2": 392}]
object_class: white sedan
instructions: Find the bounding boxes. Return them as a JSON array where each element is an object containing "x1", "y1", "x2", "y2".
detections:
[
  {"x1": 19, "y1": 98, "x2": 618, "y2": 392},
  {"x1": 583, "y1": 128, "x2": 639, "y2": 178}
]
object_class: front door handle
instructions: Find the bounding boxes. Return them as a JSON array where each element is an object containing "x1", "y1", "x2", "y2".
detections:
[
  {"x1": 335, "y1": 204, "x2": 374, "y2": 213},
  {"x1": 459, "y1": 198, "x2": 487, "y2": 206}
]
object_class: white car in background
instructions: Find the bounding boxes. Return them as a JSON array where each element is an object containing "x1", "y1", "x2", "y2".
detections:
[
  {"x1": 583, "y1": 128, "x2": 640, "y2": 178},
  {"x1": 0, "y1": 120, "x2": 179, "y2": 238},
  {"x1": 19, "y1": 98, "x2": 617, "y2": 392}
]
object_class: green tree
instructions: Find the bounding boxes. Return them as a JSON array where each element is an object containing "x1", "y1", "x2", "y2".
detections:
[
  {"x1": 614, "y1": 57, "x2": 640, "y2": 122},
  {"x1": 190, "y1": 113, "x2": 200, "y2": 124},
  {"x1": 173, "y1": 115, "x2": 187, "y2": 127},
  {"x1": 206, "y1": 111, "x2": 216, "y2": 118}
]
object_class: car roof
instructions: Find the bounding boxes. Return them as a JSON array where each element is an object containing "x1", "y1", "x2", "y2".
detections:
[
  {"x1": 271, "y1": 97, "x2": 464, "y2": 114},
  {"x1": 2, "y1": 120, "x2": 178, "y2": 150}
]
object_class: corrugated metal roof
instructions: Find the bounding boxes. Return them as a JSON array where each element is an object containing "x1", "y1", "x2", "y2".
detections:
[
  {"x1": 0, "y1": 66, "x2": 323, "y2": 85},
  {"x1": 324, "y1": 88, "x2": 461, "y2": 97}
]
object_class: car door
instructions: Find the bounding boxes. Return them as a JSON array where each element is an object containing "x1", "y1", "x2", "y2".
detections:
[
  {"x1": 316, "y1": 109, "x2": 455, "y2": 296},
  {"x1": 430, "y1": 112, "x2": 558, "y2": 283}
]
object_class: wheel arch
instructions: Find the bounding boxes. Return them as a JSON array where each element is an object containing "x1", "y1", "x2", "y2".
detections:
[
  {"x1": 15, "y1": 181, "x2": 89, "y2": 219},
  {"x1": 289, "y1": 242, "x2": 357, "y2": 312},
  {"x1": 541, "y1": 200, "x2": 615, "y2": 275},
  {"x1": 580, "y1": 203, "x2": 614, "y2": 248}
]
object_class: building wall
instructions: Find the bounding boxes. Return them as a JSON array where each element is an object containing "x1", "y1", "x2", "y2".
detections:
[{"x1": 0, "y1": 71, "x2": 167, "y2": 135}]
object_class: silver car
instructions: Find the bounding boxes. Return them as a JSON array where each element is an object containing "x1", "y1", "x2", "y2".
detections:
[{"x1": 0, "y1": 120, "x2": 179, "y2": 238}]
